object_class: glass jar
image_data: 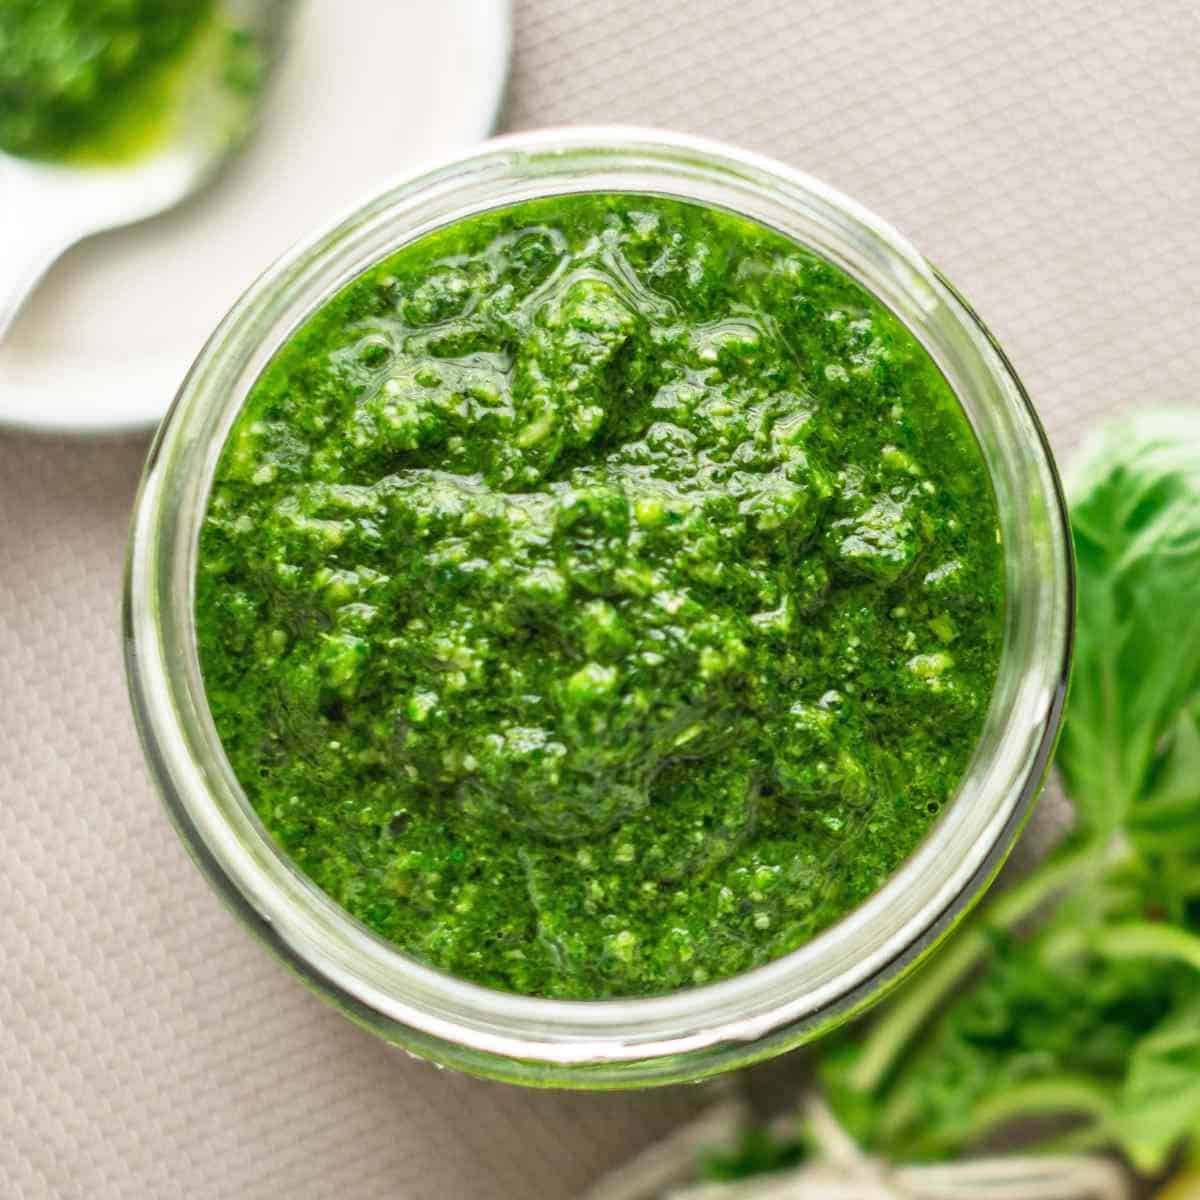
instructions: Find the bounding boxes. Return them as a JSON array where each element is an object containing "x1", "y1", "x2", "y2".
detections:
[{"x1": 124, "y1": 126, "x2": 1074, "y2": 1088}]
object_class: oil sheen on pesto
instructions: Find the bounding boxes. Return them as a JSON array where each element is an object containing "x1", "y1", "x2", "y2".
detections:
[{"x1": 196, "y1": 193, "x2": 1005, "y2": 1000}]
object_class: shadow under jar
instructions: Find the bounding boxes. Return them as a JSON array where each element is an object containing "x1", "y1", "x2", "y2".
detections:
[{"x1": 124, "y1": 127, "x2": 1074, "y2": 1089}]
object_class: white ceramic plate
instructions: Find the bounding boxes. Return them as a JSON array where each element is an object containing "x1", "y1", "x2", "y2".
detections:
[{"x1": 0, "y1": 0, "x2": 511, "y2": 434}]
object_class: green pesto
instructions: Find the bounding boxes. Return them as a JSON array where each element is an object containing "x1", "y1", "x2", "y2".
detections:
[
  {"x1": 196, "y1": 193, "x2": 1005, "y2": 999},
  {"x1": 0, "y1": 0, "x2": 212, "y2": 160}
]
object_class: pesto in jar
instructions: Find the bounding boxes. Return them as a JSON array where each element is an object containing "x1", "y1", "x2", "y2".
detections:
[{"x1": 196, "y1": 193, "x2": 1004, "y2": 999}]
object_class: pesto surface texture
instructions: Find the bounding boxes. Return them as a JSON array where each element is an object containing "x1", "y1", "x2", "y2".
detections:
[
  {"x1": 196, "y1": 193, "x2": 1004, "y2": 999},
  {"x1": 0, "y1": 0, "x2": 211, "y2": 159}
]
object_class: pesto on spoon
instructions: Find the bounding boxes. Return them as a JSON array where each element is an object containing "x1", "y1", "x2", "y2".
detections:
[{"x1": 0, "y1": 0, "x2": 281, "y2": 341}]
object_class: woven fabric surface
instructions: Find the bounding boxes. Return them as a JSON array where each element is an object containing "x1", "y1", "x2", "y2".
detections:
[{"x1": 1, "y1": 1, "x2": 1197, "y2": 1196}]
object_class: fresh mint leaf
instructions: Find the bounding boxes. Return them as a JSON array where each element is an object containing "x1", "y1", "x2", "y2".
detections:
[
  {"x1": 1130, "y1": 700, "x2": 1200, "y2": 856},
  {"x1": 1059, "y1": 411, "x2": 1200, "y2": 840}
]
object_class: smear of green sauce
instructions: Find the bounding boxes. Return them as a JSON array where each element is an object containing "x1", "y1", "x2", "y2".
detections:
[
  {"x1": 196, "y1": 194, "x2": 1005, "y2": 999},
  {"x1": 0, "y1": 0, "x2": 252, "y2": 162}
]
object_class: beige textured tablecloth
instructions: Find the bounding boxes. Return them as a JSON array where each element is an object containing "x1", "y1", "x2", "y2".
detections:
[{"x1": 2, "y1": 2, "x2": 1197, "y2": 1196}]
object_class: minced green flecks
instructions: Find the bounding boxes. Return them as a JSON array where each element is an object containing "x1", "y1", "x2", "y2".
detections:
[{"x1": 196, "y1": 192, "x2": 1005, "y2": 999}]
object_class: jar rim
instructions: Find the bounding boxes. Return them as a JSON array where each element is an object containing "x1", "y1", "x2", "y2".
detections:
[{"x1": 124, "y1": 125, "x2": 1074, "y2": 1087}]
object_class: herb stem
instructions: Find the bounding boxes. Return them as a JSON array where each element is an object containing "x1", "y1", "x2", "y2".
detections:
[
  {"x1": 1091, "y1": 921, "x2": 1200, "y2": 972},
  {"x1": 963, "y1": 1076, "x2": 1116, "y2": 1143}
]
